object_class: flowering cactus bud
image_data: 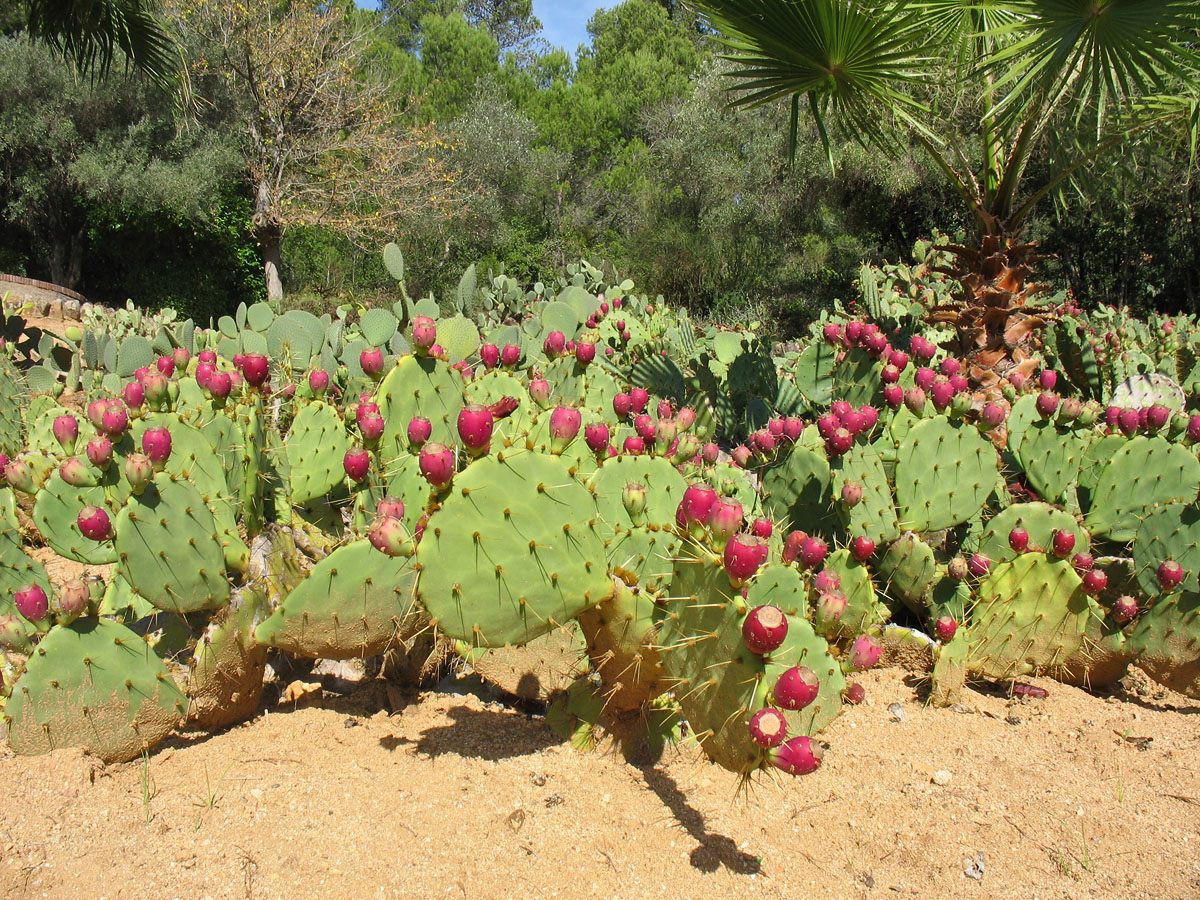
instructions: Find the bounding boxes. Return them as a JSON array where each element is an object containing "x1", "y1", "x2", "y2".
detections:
[
  {"x1": 770, "y1": 735, "x2": 823, "y2": 775},
  {"x1": 675, "y1": 407, "x2": 696, "y2": 432},
  {"x1": 747, "y1": 708, "x2": 788, "y2": 748},
  {"x1": 52, "y1": 415, "x2": 79, "y2": 453},
  {"x1": 418, "y1": 443, "x2": 455, "y2": 488},
  {"x1": 724, "y1": 535, "x2": 769, "y2": 587},
  {"x1": 3, "y1": 458, "x2": 33, "y2": 494},
  {"x1": 124, "y1": 452, "x2": 153, "y2": 493},
  {"x1": 14, "y1": 584, "x2": 49, "y2": 624},
  {"x1": 77, "y1": 505, "x2": 112, "y2": 541},
  {"x1": 621, "y1": 482, "x2": 647, "y2": 522},
  {"x1": 457, "y1": 404, "x2": 494, "y2": 455},
  {"x1": 172, "y1": 347, "x2": 190, "y2": 371},
  {"x1": 343, "y1": 448, "x2": 371, "y2": 483},
  {"x1": 813, "y1": 591, "x2": 847, "y2": 631}
]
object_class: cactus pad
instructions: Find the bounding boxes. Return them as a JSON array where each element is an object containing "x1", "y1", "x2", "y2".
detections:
[
  {"x1": 1083, "y1": 436, "x2": 1200, "y2": 542},
  {"x1": 895, "y1": 416, "x2": 998, "y2": 532}
]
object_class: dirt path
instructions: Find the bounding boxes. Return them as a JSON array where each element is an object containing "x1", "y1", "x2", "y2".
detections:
[{"x1": 2, "y1": 667, "x2": 1197, "y2": 900}]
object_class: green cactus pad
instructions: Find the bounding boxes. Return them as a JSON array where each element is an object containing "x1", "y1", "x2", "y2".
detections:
[
  {"x1": 977, "y1": 502, "x2": 1090, "y2": 565},
  {"x1": 1133, "y1": 500, "x2": 1200, "y2": 597},
  {"x1": 1010, "y1": 419, "x2": 1086, "y2": 504},
  {"x1": 967, "y1": 554, "x2": 1091, "y2": 680},
  {"x1": 465, "y1": 625, "x2": 588, "y2": 701},
  {"x1": 0, "y1": 528, "x2": 50, "y2": 642},
  {"x1": 929, "y1": 629, "x2": 970, "y2": 707},
  {"x1": 876, "y1": 532, "x2": 938, "y2": 613},
  {"x1": 833, "y1": 444, "x2": 899, "y2": 544},
  {"x1": 255, "y1": 539, "x2": 423, "y2": 659},
  {"x1": 360, "y1": 308, "x2": 398, "y2": 347},
  {"x1": 285, "y1": 401, "x2": 351, "y2": 504},
  {"x1": 1126, "y1": 591, "x2": 1200, "y2": 698},
  {"x1": 465, "y1": 371, "x2": 534, "y2": 440},
  {"x1": 832, "y1": 348, "x2": 880, "y2": 408},
  {"x1": 895, "y1": 416, "x2": 998, "y2": 532},
  {"x1": 4, "y1": 616, "x2": 186, "y2": 763},
  {"x1": 746, "y1": 563, "x2": 807, "y2": 617},
  {"x1": 578, "y1": 577, "x2": 670, "y2": 731},
  {"x1": 1076, "y1": 433, "x2": 1126, "y2": 511},
  {"x1": 435, "y1": 315, "x2": 480, "y2": 363},
  {"x1": 416, "y1": 451, "x2": 612, "y2": 647},
  {"x1": 761, "y1": 445, "x2": 836, "y2": 535},
  {"x1": 0, "y1": 357, "x2": 22, "y2": 456},
  {"x1": 31, "y1": 467, "x2": 122, "y2": 565},
  {"x1": 377, "y1": 355, "x2": 465, "y2": 458},
  {"x1": 659, "y1": 550, "x2": 844, "y2": 775},
  {"x1": 1083, "y1": 436, "x2": 1200, "y2": 542},
  {"x1": 818, "y1": 548, "x2": 888, "y2": 638},
  {"x1": 589, "y1": 455, "x2": 686, "y2": 531},
  {"x1": 113, "y1": 474, "x2": 230, "y2": 613}
]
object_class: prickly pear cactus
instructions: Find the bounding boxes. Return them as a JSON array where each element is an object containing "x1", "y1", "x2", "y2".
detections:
[
  {"x1": 894, "y1": 416, "x2": 997, "y2": 532},
  {"x1": 1126, "y1": 591, "x2": 1200, "y2": 698},
  {"x1": 1083, "y1": 436, "x2": 1200, "y2": 542},
  {"x1": 1133, "y1": 500, "x2": 1200, "y2": 598},
  {"x1": 286, "y1": 401, "x2": 351, "y2": 505},
  {"x1": 4, "y1": 617, "x2": 186, "y2": 763}
]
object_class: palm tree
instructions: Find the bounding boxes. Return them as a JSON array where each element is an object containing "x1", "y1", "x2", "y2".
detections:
[
  {"x1": 690, "y1": 0, "x2": 1200, "y2": 386},
  {"x1": 21, "y1": 0, "x2": 185, "y2": 95}
]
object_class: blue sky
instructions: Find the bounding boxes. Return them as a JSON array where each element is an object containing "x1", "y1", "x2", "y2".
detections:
[
  {"x1": 356, "y1": 2, "x2": 609, "y2": 55},
  {"x1": 533, "y1": 2, "x2": 609, "y2": 53}
]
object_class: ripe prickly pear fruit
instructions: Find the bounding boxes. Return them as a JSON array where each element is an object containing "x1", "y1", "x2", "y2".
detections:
[
  {"x1": 913, "y1": 367, "x2": 936, "y2": 391},
  {"x1": 124, "y1": 380, "x2": 147, "y2": 409},
  {"x1": 480, "y1": 344, "x2": 500, "y2": 369},
  {"x1": 825, "y1": 427, "x2": 853, "y2": 457},
  {"x1": 584, "y1": 422, "x2": 610, "y2": 454},
  {"x1": 679, "y1": 483, "x2": 717, "y2": 528},
  {"x1": 197, "y1": 350, "x2": 217, "y2": 364},
  {"x1": 308, "y1": 369, "x2": 330, "y2": 395},
  {"x1": 844, "y1": 682, "x2": 866, "y2": 704},
  {"x1": 156, "y1": 355, "x2": 175, "y2": 376},
  {"x1": 930, "y1": 380, "x2": 955, "y2": 411},
  {"x1": 407, "y1": 416, "x2": 432, "y2": 449},
  {"x1": 1117, "y1": 407, "x2": 1140, "y2": 436},
  {"x1": 709, "y1": 498, "x2": 744, "y2": 547},
  {"x1": 1050, "y1": 529, "x2": 1075, "y2": 558},
  {"x1": 939, "y1": 357, "x2": 961, "y2": 377},
  {"x1": 1008, "y1": 527, "x2": 1030, "y2": 553},
  {"x1": 967, "y1": 552, "x2": 991, "y2": 577},
  {"x1": 1186, "y1": 414, "x2": 1200, "y2": 445},
  {"x1": 773, "y1": 665, "x2": 820, "y2": 711},
  {"x1": 812, "y1": 569, "x2": 841, "y2": 594},
  {"x1": 575, "y1": 340, "x2": 596, "y2": 365},
  {"x1": 100, "y1": 404, "x2": 129, "y2": 437},
  {"x1": 1035, "y1": 392, "x2": 1058, "y2": 419},
  {"x1": 241, "y1": 355, "x2": 269, "y2": 387},
  {"x1": 418, "y1": 443, "x2": 455, "y2": 488},
  {"x1": 1071, "y1": 552, "x2": 1094, "y2": 572},
  {"x1": 412, "y1": 316, "x2": 437, "y2": 354},
  {"x1": 980, "y1": 402, "x2": 1007, "y2": 429},
  {"x1": 59, "y1": 457, "x2": 92, "y2": 487},
  {"x1": 86, "y1": 436, "x2": 113, "y2": 470},
  {"x1": 748, "y1": 708, "x2": 788, "y2": 748},
  {"x1": 782, "y1": 530, "x2": 808, "y2": 564},
  {"x1": 377, "y1": 496, "x2": 406, "y2": 520},
  {"x1": 3, "y1": 458, "x2": 33, "y2": 494},
  {"x1": 1112, "y1": 595, "x2": 1139, "y2": 624},
  {"x1": 613, "y1": 393, "x2": 633, "y2": 419},
  {"x1": 1038, "y1": 369, "x2": 1057, "y2": 390},
  {"x1": 368, "y1": 517, "x2": 414, "y2": 557},
  {"x1": 78, "y1": 505, "x2": 112, "y2": 542},
  {"x1": 124, "y1": 453, "x2": 153, "y2": 493},
  {"x1": 814, "y1": 591, "x2": 847, "y2": 630},
  {"x1": 770, "y1": 735, "x2": 823, "y2": 775},
  {"x1": 529, "y1": 378, "x2": 551, "y2": 407},
  {"x1": 850, "y1": 535, "x2": 875, "y2": 562},
  {"x1": 742, "y1": 603, "x2": 788, "y2": 653},
  {"x1": 456, "y1": 404, "x2": 494, "y2": 456},
  {"x1": 359, "y1": 413, "x2": 385, "y2": 445},
  {"x1": 14, "y1": 584, "x2": 49, "y2": 624},
  {"x1": 498, "y1": 344, "x2": 520, "y2": 367},
  {"x1": 142, "y1": 428, "x2": 172, "y2": 466},
  {"x1": 549, "y1": 406, "x2": 582, "y2": 451},
  {"x1": 1081, "y1": 568, "x2": 1108, "y2": 595},
  {"x1": 1157, "y1": 559, "x2": 1185, "y2": 591},
  {"x1": 1145, "y1": 404, "x2": 1169, "y2": 432},
  {"x1": 343, "y1": 448, "x2": 371, "y2": 483},
  {"x1": 799, "y1": 536, "x2": 829, "y2": 570},
  {"x1": 622, "y1": 436, "x2": 645, "y2": 455},
  {"x1": 676, "y1": 407, "x2": 696, "y2": 432},
  {"x1": 822, "y1": 324, "x2": 842, "y2": 346},
  {"x1": 934, "y1": 616, "x2": 957, "y2": 642},
  {"x1": 207, "y1": 371, "x2": 233, "y2": 400},
  {"x1": 52, "y1": 415, "x2": 79, "y2": 453},
  {"x1": 883, "y1": 384, "x2": 903, "y2": 409},
  {"x1": 751, "y1": 518, "x2": 772, "y2": 539},
  {"x1": 629, "y1": 388, "x2": 649, "y2": 414},
  {"x1": 781, "y1": 417, "x2": 803, "y2": 442},
  {"x1": 848, "y1": 634, "x2": 882, "y2": 670},
  {"x1": 543, "y1": 331, "x2": 566, "y2": 357},
  {"x1": 731, "y1": 445, "x2": 753, "y2": 467},
  {"x1": 172, "y1": 347, "x2": 190, "y2": 371},
  {"x1": 724, "y1": 534, "x2": 768, "y2": 586},
  {"x1": 903, "y1": 387, "x2": 926, "y2": 415},
  {"x1": 839, "y1": 478, "x2": 864, "y2": 508}
]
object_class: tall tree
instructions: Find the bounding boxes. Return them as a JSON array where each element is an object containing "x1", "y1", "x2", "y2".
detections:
[
  {"x1": 690, "y1": 0, "x2": 1200, "y2": 384},
  {"x1": 379, "y1": 0, "x2": 540, "y2": 53},
  {"x1": 171, "y1": 0, "x2": 458, "y2": 300}
]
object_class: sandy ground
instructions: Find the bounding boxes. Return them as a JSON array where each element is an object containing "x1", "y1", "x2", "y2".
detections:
[{"x1": 2, "y1": 665, "x2": 1198, "y2": 900}]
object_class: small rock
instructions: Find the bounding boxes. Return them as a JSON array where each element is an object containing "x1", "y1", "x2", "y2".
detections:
[
  {"x1": 1006, "y1": 715, "x2": 1023, "y2": 726},
  {"x1": 888, "y1": 703, "x2": 905, "y2": 722},
  {"x1": 932, "y1": 770, "x2": 952, "y2": 786},
  {"x1": 249, "y1": 788, "x2": 264, "y2": 800},
  {"x1": 964, "y1": 851, "x2": 985, "y2": 880}
]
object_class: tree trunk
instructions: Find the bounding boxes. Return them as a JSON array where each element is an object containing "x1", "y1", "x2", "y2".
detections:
[
  {"x1": 48, "y1": 227, "x2": 85, "y2": 291},
  {"x1": 259, "y1": 225, "x2": 284, "y2": 303}
]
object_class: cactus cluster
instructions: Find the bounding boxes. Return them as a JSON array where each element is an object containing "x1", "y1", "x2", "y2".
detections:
[{"x1": 2, "y1": 246, "x2": 1200, "y2": 785}]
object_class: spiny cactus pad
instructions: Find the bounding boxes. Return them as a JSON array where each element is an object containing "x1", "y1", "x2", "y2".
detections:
[
  {"x1": 286, "y1": 401, "x2": 352, "y2": 505},
  {"x1": 977, "y1": 502, "x2": 1090, "y2": 565},
  {"x1": 1126, "y1": 591, "x2": 1200, "y2": 698},
  {"x1": 4, "y1": 616, "x2": 186, "y2": 763},
  {"x1": 967, "y1": 554, "x2": 1092, "y2": 680},
  {"x1": 255, "y1": 539, "x2": 422, "y2": 659},
  {"x1": 659, "y1": 549, "x2": 843, "y2": 775},
  {"x1": 895, "y1": 416, "x2": 998, "y2": 532},
  {"x1": 1133, "y1": 500, "x2": 1200, "y2": 598},
  {"x1": 1083, "y1": 436, "x2": 1200, "y2": 542},
  {"x1": 377, "y1": 356, "x2": 466, "y2": 455},
  {"x1": 416, "y1": 451, "x2": 612, "y2": 647},
  {"x1": 833, "y1": 444, "x2": 898, "y2": 544}
]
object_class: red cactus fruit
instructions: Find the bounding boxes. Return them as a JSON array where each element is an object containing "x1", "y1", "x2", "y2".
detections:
[
  {"x1": 1050, "y1": 529, "x2": 1076, "y2": 558},
  {"x1": 343, "y1": 448, "x2": 371, "y2": 483},
  {"x1": 14, "y1": 584, "x2": 49, "y2": 623},
  {"x1": 770, "y1": 736, "x2": 824, "y2": 775},
  {"x1": 1008, "y1": 527, "x2": 1030, "y2": 553},
  {"x1": 457, "y1": 404, "x2": 494, "y2": 455},
  {"x1": 1113, "y1": 595, "x2": 1139, "y2": 624},
  {"x1": 584, "y1": 422, "x2": 610, "y2": 453},
  {"x1": 967, "y1": 553, "x2": 991, "y2": 577},
  {"x1": 741, "y1": 603, "x2": 788, "y2": 653},
  {"x1": 77, "y1": 505, "x2": 112, "y2": 541},
  {"x1": 1081, "y1": 568, "x2": 1108, "y2": 595},
  {"x1": 774, "y1": 665, "x2": 820, "y2": 711},
  {"x1": 747, "y1": 708, "x2": 789, "y2": 749},
  {"x1": 377, "y1": 496, "x2": 406, "y2": 520},
  {"x1": 407, "y1": 416, "x2": 432, "y2": 449},
  {"x1": 52, "y1": 415, "x2": 79, "y2": 453},
  {"x1": 418, "y1": 443, "x2": 455, "y2": 488},
  {"x1": 799, "y1": 536, "x2": 829, "y2": 570},
  {"x1": 723, "y1": 534, "x2": 768, "y2": 586},
  {"x1": 360, "y1": 347, "x2": 385, "y2": 377},
  {"x1": 934, "y1": 616, "x2": 957, "y2": 642},
  {"x1": 1157, "y1": 559, "x2": 1185, "y2": 591},
  {"x1": 850, "y1": 535, "x2": 876, "y2": 562},
  {"x1": 849, "y1": 634, "x2": 882, "y2": 670}
]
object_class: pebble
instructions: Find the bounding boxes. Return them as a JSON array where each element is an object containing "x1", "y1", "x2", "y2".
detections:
[
  {"x1": 888, "y1": 703, "x2": 905, "y2": 722},
  {"x1": 932, "y1": 770, "x2": 952, "y2": 786}
]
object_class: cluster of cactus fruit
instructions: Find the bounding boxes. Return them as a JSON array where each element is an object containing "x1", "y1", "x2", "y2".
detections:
[{"x1": 2, "y1": 251, "x2": 1200, "y2": 785}]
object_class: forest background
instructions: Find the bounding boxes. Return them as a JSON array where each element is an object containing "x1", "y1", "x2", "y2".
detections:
[{"x1": 2, "y1": 0, "x2": 1197, "y2": 336}]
